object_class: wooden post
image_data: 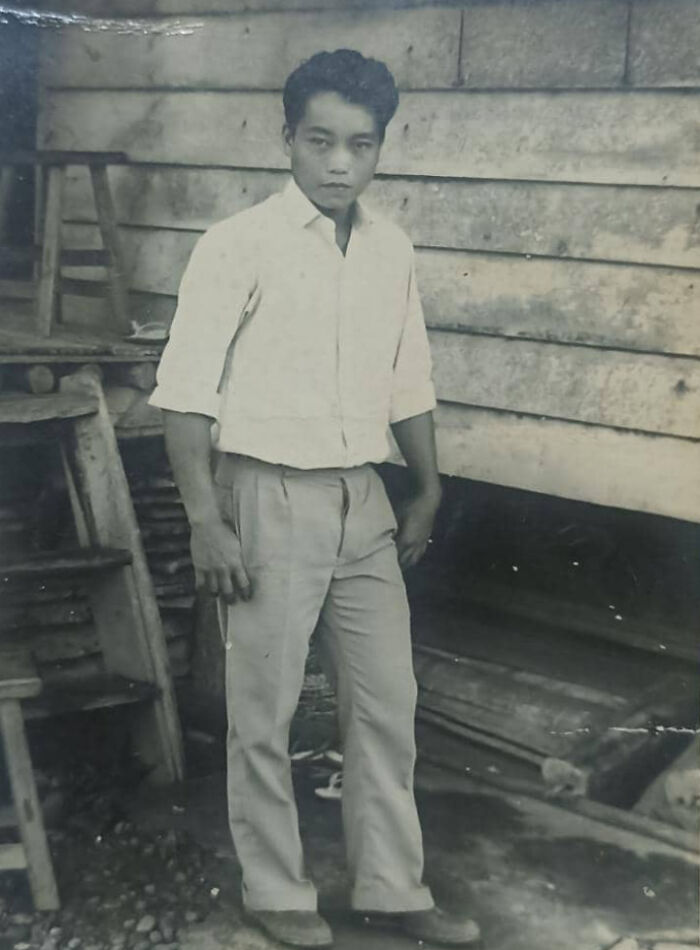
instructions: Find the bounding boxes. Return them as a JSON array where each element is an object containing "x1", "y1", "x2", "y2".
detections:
[
  {"x1": 35, "y1": 165, "x2": 65, "y2": 338},
  {"x1": 89, "y1": 164, "x2": 131, "y2": 334},
  {"x1": 0, "y1": 700, "x2": 60, "y2": 910}
]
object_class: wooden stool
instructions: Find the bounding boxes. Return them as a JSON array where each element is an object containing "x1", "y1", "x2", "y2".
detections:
[
  {"x1": 0, "y1": 150, "x2": 131, "y2": 338},
  {"x1": 0, "y1": 649, "x2": 59, "y2": 910}
]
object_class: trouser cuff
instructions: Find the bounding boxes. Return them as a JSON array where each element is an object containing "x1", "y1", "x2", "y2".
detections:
[
  {"x1": 242, "y1": 883, "x2": 318, "y2": 912},
  {"x1": 352, "y1": 884, "x2": 434, "y2": 913}
]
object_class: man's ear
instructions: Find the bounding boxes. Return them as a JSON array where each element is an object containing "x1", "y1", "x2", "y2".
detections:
[{"x1": 282, "y1": 124, "x2": 294, "y2": 156}]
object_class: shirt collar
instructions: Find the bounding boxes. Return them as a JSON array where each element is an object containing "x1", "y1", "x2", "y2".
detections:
[{"x1": 280, "y1": 177, "x2": 374, "y2": 232}]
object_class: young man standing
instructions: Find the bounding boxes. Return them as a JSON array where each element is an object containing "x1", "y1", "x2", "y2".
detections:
[{"x1": 150, "y1": 49, "x2": 481, "y2": 949}]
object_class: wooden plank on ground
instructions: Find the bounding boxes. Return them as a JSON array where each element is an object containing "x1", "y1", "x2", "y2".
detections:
[
  {"x1": 61, "y1": 224, "x2": 700, "y2": 356},
  {"x1": 460, "y1": 0, "x2": 627, "y2": 88},
  {"x1": 430, "y1": 331, "x2": 700, "y2": 439},
  {"x1": 416, "y1": 404, "x2": 700, "y2": 523},
  {"x1": 40, "y1": 8, "x2": 460, "y2": 90},
  {"x1": 629, "y1": 0, "x2": 700, "y2": 87},
  {"x1": 61, "y1": 165, "x2": 700, "y2": 269},
  {"x1": 40, "y1": 89, "x2": 700, "y2": 185}
]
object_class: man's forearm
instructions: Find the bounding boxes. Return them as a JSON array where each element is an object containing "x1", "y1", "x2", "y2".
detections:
[
  {"x1": 390, "y1": 411, "x2": 441, "y2": 501},
  {"x1": 163, "y1": 410, "x2": 221, "y2": 526}
]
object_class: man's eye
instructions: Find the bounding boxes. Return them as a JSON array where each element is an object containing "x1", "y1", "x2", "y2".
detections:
[
  {"x1": 355, "y1": 141, "x2": 373, "y2": 151},
  {"x1": 310, "y1": 138, "x2": 329, "y2": 147}
]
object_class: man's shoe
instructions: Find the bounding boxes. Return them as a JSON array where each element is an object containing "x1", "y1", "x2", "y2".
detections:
[
  {"x1": 401, "y1": 907, "x2": 481, "y2": 946},
  {"x1": 243, "y1": 909, "x2": 333, "y2": 948}
]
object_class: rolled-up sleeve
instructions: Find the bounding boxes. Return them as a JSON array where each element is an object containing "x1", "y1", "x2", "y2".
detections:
[
  {"x1": 149, "y1": 226, "x2": 255, "y2": 419},
  {"x1": 389, "y1": 253, "x2": 437, "y2": 424}
]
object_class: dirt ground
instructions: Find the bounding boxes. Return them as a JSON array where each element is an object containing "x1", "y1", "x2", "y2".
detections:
[{"x1": 1, "y1": 715, "x2": 698, "y2": 950}]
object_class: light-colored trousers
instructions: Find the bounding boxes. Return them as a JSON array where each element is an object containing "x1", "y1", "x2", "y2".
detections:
[{"x1": 214, "y1": 453, "x2": 434, "y2": 914}]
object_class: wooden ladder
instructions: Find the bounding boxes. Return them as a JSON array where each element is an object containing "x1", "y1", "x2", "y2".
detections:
[
  {"x1": 0, "y1": 150, "x2": 130, "y2": 337},
  {"x1": 0, "y1": 370, "x2": 184, "y2": 787}
]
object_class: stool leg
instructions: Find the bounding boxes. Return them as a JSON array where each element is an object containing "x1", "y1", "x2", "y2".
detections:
[
  {"x1": 90, "y1": 164, "x2": 130, "y2": 334},
  {"x1": 36, "y1": 165, "x2": 66, "y2": 338},
  {"x1": 0, "y1": 701, "x2": 59, "y2": 910}
]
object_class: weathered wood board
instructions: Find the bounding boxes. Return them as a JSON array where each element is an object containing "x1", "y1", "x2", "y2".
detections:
[
  {"x1": 61, "y1": 224, "x2": 700, "y2": 356},
  {"x1": 417, "y1": 404, "x2": 700, "y2": 523},
  {"x1": 418, "y1": 249, "x2": 700, "y2": 356},
  {"x1": 32, "y1": 0, "x2": 458, "y2": 14},
  {"x1": 629, "y1": 0, "x2": 700, "y2": 87},
  {"x1": 430, "y1": 331, "x2": 700, "y2": 439},
  {"x1": 460, "y1": 0, "x2": 627, "y2": 88},
  {"x1": 40, "y1": 8, "x2": 461, "y2": 90},
  {"x1": 40, "y1": 89, "x2": 700, "y2": 185},
  {"x1": 61, "y1": 165, "x2": 700, "y2": 269}
]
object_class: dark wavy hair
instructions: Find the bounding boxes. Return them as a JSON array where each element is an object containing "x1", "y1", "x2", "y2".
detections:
[{"x1": 283, "y1": 49, "x2": 399, "y2": 140}]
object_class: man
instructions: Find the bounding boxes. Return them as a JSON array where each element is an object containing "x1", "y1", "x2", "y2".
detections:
[{"x1": 150, "y1": 48, "x2": 481, "y2": 949}]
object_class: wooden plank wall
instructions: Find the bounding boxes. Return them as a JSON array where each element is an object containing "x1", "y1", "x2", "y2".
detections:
[{"x1": 36, "y1": 0, "x2": 700, "y2": 522}]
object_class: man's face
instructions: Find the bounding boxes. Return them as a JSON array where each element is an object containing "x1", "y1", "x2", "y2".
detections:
[{"x1": 283, "y1": 91, "x2": 383, "y2": 214}]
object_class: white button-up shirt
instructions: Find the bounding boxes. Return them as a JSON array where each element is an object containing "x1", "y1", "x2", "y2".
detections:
[{"x1": 150, "y1": 179, "x2": 436, "y2": 469}]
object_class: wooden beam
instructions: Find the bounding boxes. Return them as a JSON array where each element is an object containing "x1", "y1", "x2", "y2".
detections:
[
  {"x1": 40, "y1": 89, "x2": 700, "y2": 185},
  {"x1": 0, "y1": 700, "x2": 60, "y2": 910},
  {"x1": 460, "y1": 0, "x2": 627, "y2": 88},
  {"x1": 0, "y1": 150, "x2": 128, "y2": 166},
  {"x1": 389, "y1": 403, "x2": 700, "y2": 523},
  {"x1": 61, "y1": 165, "x2": 700, "y2": 269},
  {"x1": 60, "y1": 224, "x2": 700, "y2": 356},
  {"x1": 35, "y1": 164, "x2": 65, "y2": 337},
  {"x1": 629, "y1": 0, "x2": 700, "y2": 87},
  {"x1": 417, "y1": 250, "x2": 700, "y2": 356},
  {"x1": 429, "y1": 331, "x2": 700, "y2": 439},
  {"x1": 40, "y1": 8, "x2": 461, "y2": 91},
  {"x1": 90, "y1": 164, "x2": 131, "y2": 333},
  {"x1": 0, "y1": 392, "x2": 98, "y2": 425}
]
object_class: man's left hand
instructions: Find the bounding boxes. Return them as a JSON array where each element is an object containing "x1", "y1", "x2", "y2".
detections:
[{"x1": 395, "y1": 491, "x2": 441, "y2": 569}]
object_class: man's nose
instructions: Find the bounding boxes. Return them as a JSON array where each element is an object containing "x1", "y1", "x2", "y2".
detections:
[{"x1": 327, "y1": 146, "x2": 352, "y2": 173}]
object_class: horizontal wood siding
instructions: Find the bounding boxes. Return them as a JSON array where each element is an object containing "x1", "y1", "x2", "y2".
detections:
[
  {"x1": 35, "y1": 0, "x2": 700, "y2": 521},
  {"x1": 61, "y1": 166, "x2": 700, "y2": 269},
  {"x1": 40, "y1": 88, "x2": 700, "y2": 185},
  {"x1": 60, "y1": 223, "x2": 700, "y2": 357},
  {"x1": 418, "y1": 405, "x2": 700, "y2": 530},
  {"x1": 40, "y1": 9, "x2": 461, "y2": 90}
]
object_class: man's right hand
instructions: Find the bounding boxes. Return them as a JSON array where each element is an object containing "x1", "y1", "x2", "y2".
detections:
[{"x1": 190, "y1": 519, "x2": 252, "y2": 603}]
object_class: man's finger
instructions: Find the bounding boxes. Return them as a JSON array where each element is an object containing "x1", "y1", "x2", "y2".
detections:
[
  {"x1": 218, "y1": 568, "x2": 237, "y2": 605},
  {"x1": 232, "y1": 563, "x2": 252, "y2": 601},
  {"x1": 207, "y1": 570, "x2": 220, "y2": 597}
]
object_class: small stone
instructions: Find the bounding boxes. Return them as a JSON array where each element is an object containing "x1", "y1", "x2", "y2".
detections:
[
  {"x1": 132, "y1": 942, "x2": 151, "y2": 950},
  {"x1": 609, "y1": 940, "x2": 640, "y2": 950},
  {"x1": 123, "y1": 920, "x2": 136, "y2": 930},
  {"x1": 174, "y1": 872, "x2": 187, "y2": 885},
  {"x1": 136, "y1": 915, "x2": 157, "y2": 934},
  {"x1": 67, "y1": 940, "x2": 82, "y2": 950},
  {"x1": 149, "y1": 933, "x2": 163, "y2": 945},
  {"x1": 144, "y1": 885, "x2": 156, "y2": 896},
  {"x1": 13, "y1": 943, "x2": 31, "y2": 950},
  {"x1": 159, "y1": 917, "x2": 175, "y2": 942},
  {"x1": 40, "y1": 940, "x2": 58, "y2": 950},
  {"x1": 10, "y1": 915, "x2": 34, "y2": 926},
  {"x1": 184, "y1": 911, "x2": 199, "y2": 924}
]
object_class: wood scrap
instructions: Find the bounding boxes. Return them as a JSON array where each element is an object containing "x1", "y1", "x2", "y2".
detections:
[
  {"x1": 542, "y1": 674, "x2": 699, "y2": 804},
  {"x1": 108, "y1": 362, "x2": 156, "y2": 391}
]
